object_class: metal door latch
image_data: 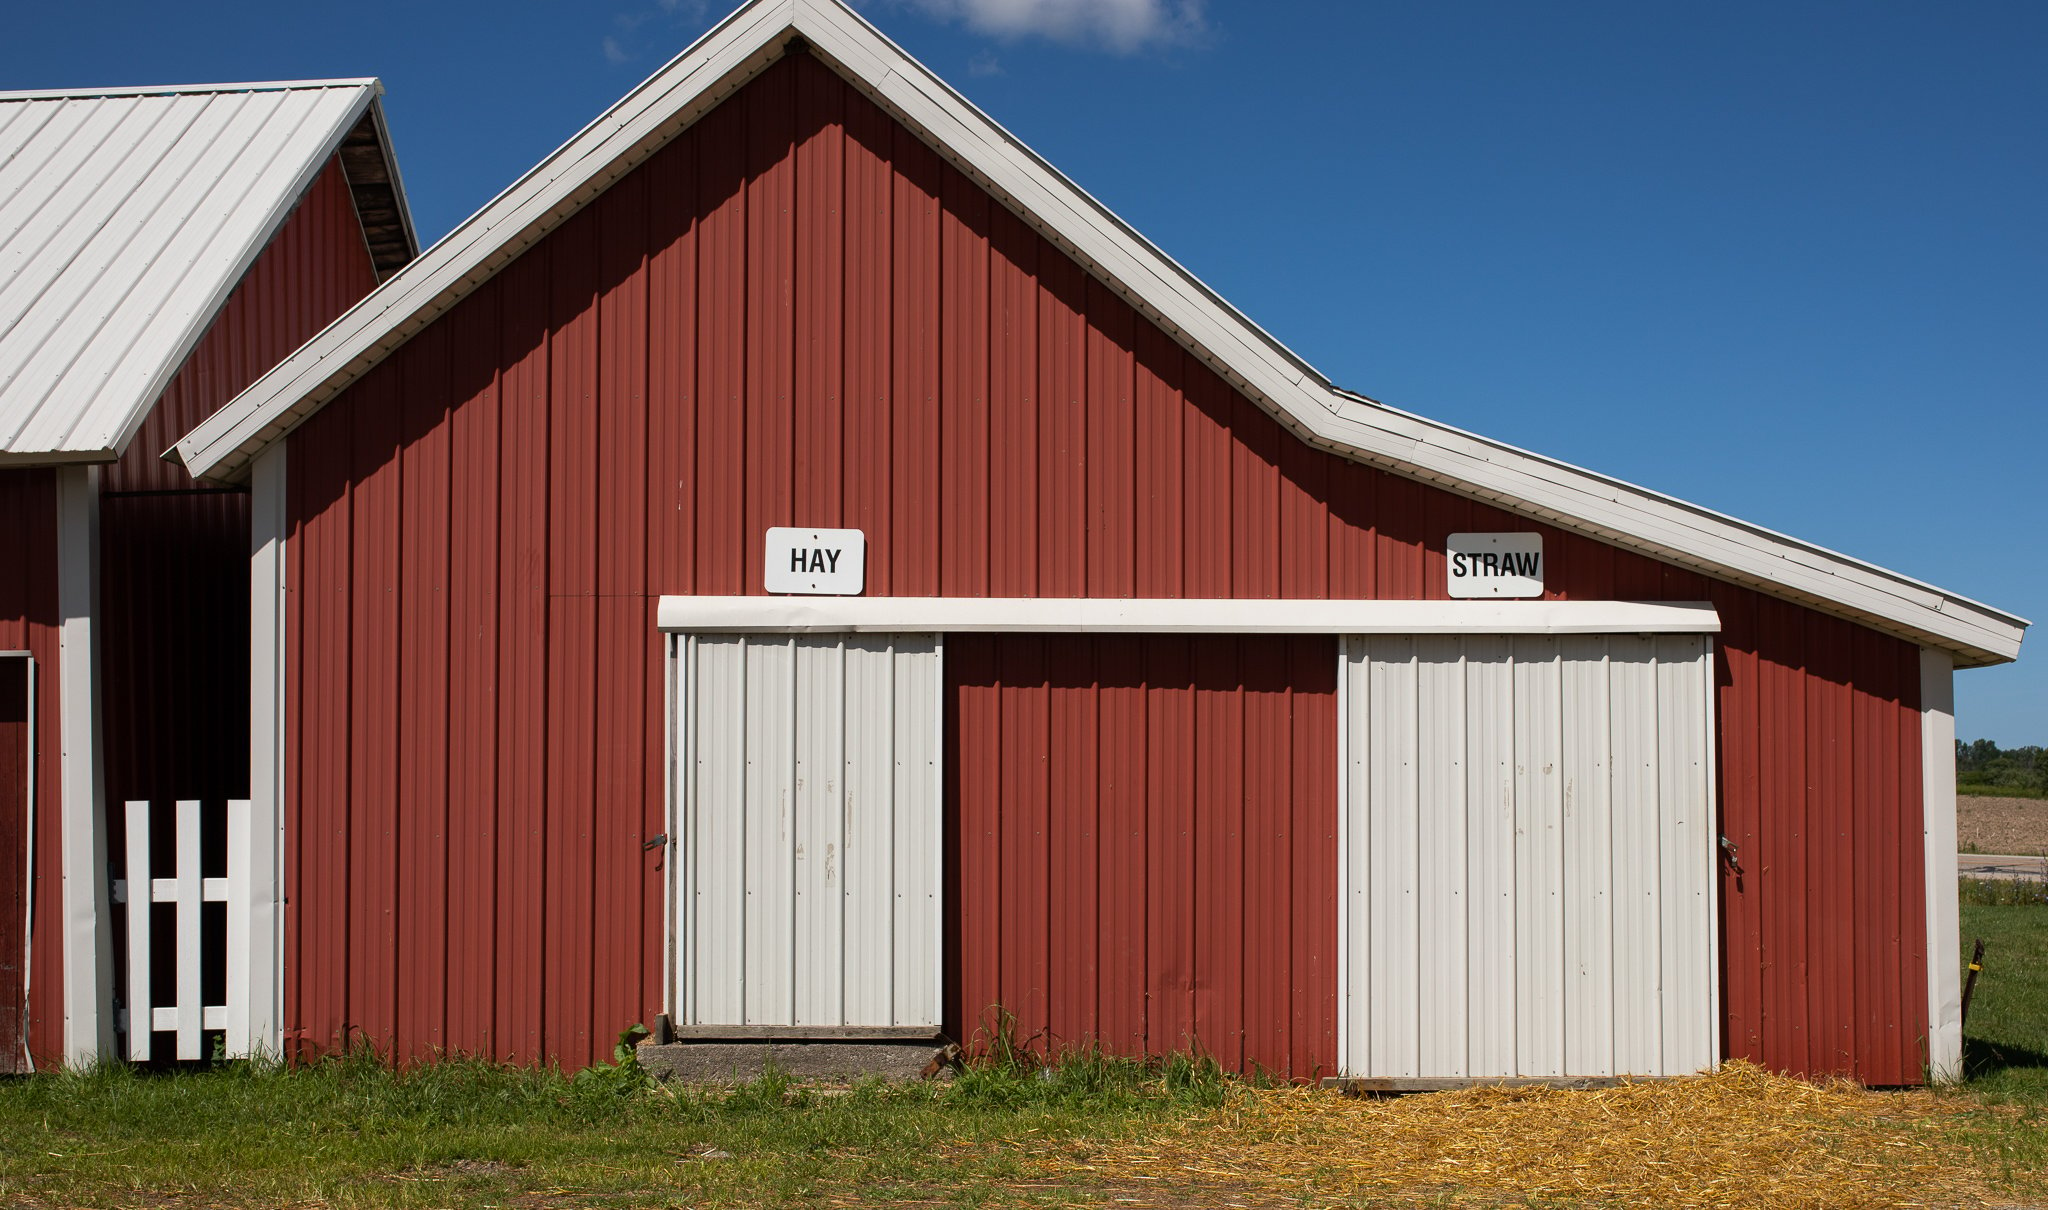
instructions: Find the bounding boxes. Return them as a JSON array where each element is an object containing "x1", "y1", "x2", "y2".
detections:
[
  {"x1": 1719, "y1": 834, "x2": 1742, "y2": 874},
  {"x1": 643, "y1": 832, "x2": 668, "y2": 851}
]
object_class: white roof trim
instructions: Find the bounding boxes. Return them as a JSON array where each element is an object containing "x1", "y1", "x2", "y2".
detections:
[
  {"x1": 171, "y1": 0, "x2": 2028, "y2": 667},
  {"x1": 0, "y1": 79, "x2": 382, "y2": 102}
]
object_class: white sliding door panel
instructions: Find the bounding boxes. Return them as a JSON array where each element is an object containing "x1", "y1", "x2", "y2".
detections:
[
  {"x1": 674, "y1": 633, "x2": 943, "y2": 1030},
  {"x1": 1342, "y1": 633, "x2": 1716, "y2": 1079}
]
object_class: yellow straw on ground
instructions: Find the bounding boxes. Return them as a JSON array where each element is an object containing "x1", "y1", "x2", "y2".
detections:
[{"x1": 1029, "y1": 1061, "x2": 2007, "y2": 1209}]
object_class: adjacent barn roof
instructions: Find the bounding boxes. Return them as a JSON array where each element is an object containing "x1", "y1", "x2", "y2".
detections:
[
  {"x1": 171, "y1": 0, "x2": 2026, "y2": 666},
  {"x1": 0, "y1": 79, "x2": 416, "y2": 463}
]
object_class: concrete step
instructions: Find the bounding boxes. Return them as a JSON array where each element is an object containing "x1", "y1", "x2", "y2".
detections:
[{"x1": 639, "y1": 1039, "x2": 951, "y2": 1084}]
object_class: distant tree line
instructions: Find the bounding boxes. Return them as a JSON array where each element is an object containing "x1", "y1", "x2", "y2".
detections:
[{"x1": 1956, "y1": 739, "x2": 2048, "y2": 796}]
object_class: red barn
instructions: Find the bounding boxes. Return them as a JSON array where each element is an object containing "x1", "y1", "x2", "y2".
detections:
[
  {"x1": 177, "y1": 0, "x2": 2023, "y2": 1084},
  {"x1": 0, "y1": 80, "x2": 413, "y2": 1069}
]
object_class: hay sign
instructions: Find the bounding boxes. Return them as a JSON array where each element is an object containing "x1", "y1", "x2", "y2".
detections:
[
  {"x1": 1446, "y1": 532, "x2": 1543, "y2": 598},
  {"x1": 764, "y1": 527, "x2": 867, "y2": 595}
]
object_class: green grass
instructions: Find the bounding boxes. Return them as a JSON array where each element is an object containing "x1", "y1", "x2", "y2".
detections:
[
  {"x1": 0, "y1": 1045, "x2": 1229, "y2": 1209},
  {"x1": 6, "y1": 907, "x2": 2047, "y2": 1209},
  {"x1": 1952, "y1": 901, "x2": 2048, "y2": 1191}
]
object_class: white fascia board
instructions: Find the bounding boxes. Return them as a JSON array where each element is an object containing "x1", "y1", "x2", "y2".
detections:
[
  {"x1": 656, "y1": 596, "x2": 1722, "y2": 636},
  {"x1": 0, "y1": 447, "x2": 119, "y2": 468},
  {"x1": 173, "y1": 0, "x2": 2024, "y2": 667}
]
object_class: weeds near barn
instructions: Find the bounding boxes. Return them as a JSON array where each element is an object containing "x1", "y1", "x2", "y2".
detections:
[
  {"x1": 0, "y1": 1043, "x2": 1229, "y2": 1208},
  {"x1": 1947, "y1": 900, "x2": 2048, "y2": 1192},
  {"x1": 3, "y1": 933, "x2": 2046, "y2": 1210}
]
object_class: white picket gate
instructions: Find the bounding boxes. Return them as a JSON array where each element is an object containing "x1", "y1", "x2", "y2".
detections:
[{"x1": 118, "y1": 800, "x2": 252, "y2": 1060}]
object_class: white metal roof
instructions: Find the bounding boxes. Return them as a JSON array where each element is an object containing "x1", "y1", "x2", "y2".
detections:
[
  {"x1": 0, "y1": 79, "x2": 382, "y2": 462},
  {"x1": 171, "y1": 0, "x2": 2028, "y2": 666}
]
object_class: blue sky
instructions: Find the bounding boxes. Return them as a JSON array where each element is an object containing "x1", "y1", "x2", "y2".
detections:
[{"x1": 7, "y1": 1, "x2": 2042, "y2": 741}]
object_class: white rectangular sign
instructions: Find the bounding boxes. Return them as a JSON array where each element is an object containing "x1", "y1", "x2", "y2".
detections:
[
  {"x1": 765, "y1": 527, "x2": 867, "y2": 595},
  {"x1": 1447, "y1": 532, "x2": 1543, "y2": 598}
]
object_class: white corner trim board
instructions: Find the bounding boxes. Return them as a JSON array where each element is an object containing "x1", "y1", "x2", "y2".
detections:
[
  {"x1": 55, "y1": 467, "x2": 114, "y2": 1065},
  {"x1": 1920, "y1": 647, "x2": 1962, "y2": 1082},
  {"x1": 656, "y1": 596, "x2": 1722, "y2": 635},
  {"x1": 236, "y1": 445, "x2": 289, "y2": 1059}
]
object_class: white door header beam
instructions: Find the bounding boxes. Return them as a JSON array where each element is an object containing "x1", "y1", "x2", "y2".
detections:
[{"x1": 657, "y1": 596, "x2": 1721, "y2": 636}]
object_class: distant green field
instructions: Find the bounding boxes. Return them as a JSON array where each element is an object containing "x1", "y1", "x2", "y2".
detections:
[{"x1": 1960, "y1": 781, "x2": 2048, "y2": 799}]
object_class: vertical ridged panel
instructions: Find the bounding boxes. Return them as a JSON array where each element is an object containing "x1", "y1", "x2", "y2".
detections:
[
  {"x1": 1463, "y1": 637, "x2": 1516, "y2": 1076},
  {"x1": 741, "y1": 638, "x2": 795, "y2": 1024},
  {"x1": 794, "y1": 639, "x2": 845, "y2": 1026},
  {"x1": 1364, "y1": 635, "x2": 1417, "y2": 1076},
  {"x1": 1560, "y1": 635, "x2": 1614, "y2": 1076},
  {"x1": 1512, "y1": 637, "x2": 1563, "y2": 1077},
  {"x1": 688, "y1": 637, "x2": 748, "y2": 1026},
  {"x1": 1657, "y1": 634, "x2": 1716, "y2": 1075},
  {"x1": 1415, "y1": 636, "x2": 1467, "y2": 1078},
  {"x1": 842, "y1": 639, "x2": 896, "y2": 1025},
  {"x1": 1609, "y1": 636, "x2": 1662, "y2": 1075}
]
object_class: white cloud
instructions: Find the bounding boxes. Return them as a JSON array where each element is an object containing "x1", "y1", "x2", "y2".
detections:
[
  {"x1": 602, "y1": 34, "x2": 633, "y2": 64},
  {"x1": 895, "y1": 0, "x2": 1207, "y2": 54},
  {"x1": 968, "y1": 49, "x2": 1004, "y2": 75}
]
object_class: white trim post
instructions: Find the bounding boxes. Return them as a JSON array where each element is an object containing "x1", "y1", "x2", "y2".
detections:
[
  {"x1": 55, "y1": 465, "x2": 113, "y2": 1065},
  {"x1": 236, "y1": 444, "x2": 289, "y2": 1058},
  {"x1": 1920, "y1": 647, "x2": 1962, "y2": 1082}
]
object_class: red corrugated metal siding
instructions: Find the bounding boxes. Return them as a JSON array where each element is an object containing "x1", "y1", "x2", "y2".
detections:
[
  {"x1": 281, "y1": 52, "x2": 1931, "y2": 1080},
  {"x1": 0, "y1": 655, "x2": 26, "y2": 1072},
  {"x1": 948, "y1": 635, "x2": 1339, "y2": 1077},
  {"x1": 106, "y1": 157, "x2": 376, "y2": 495},
  {"x1": 100, "y1": 149, "x2": 380, "y2": 880},
  {"x1": 0, "y1": 469, "x2": 62, "y2": 1067},
  {"x1": 99, "y1": 491, "x2": 251, "y2": 809}
]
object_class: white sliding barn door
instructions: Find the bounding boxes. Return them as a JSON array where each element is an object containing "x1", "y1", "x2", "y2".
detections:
[
  {"x1": 671, "y1": 633, "x2": 942, "y2": 1030},
  {"x1": 1340, "y1": 633, "x2": 1717, "y2": 1079}
]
